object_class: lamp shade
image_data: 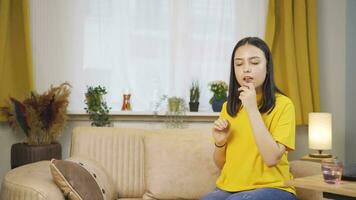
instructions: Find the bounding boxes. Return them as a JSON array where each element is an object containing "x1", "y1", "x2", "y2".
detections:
[{"x1": 308, "y1": 112, "x2": 332, "y2": 150}]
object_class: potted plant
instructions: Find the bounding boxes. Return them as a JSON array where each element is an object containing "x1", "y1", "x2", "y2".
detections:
[
  {"x1": 166, "y1": 96, "x2": 187, "y2": 128},
  {"x1": 189, "y1": 80, "x2": 200, "y2": 112},
  {"x1": 168, "y1": 96, "x2": 187, "y2": 113},
  {"x1": 0, "y1": 82, "x2": 71, "y2": 168},
  {"x1": 84, "y1": 85, "x2": 111, "y2": 127},
  {"x1": 151, "y1": 95, "x2": 187, "y2": 128},
  {"x1": 209, "y1": 80, "x2": 228, "y2": 112}
]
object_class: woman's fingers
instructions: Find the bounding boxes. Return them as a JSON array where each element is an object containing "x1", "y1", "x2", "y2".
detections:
[
  {"x1": 218, "y1": 120, "x2": 227, "y2": 129},
  {"x1": 214, "y1": 124, "x2": 223, "y2": 131},
  {"x1": 246, "y1": 82, "x2": 255, "y2": 90},
  {"x1": 214, "y1": 119, "x2": 229, "y2": 130},
  {"x1": 213, "y1": 119, "x2": 230, "y2": 144},
  {"x1": 214, "y1": 120, "x2": 223, "y2": 128},
  {"x1": 214, "y1": 120, "x2": 223, "y2": 131},
  {"x1": 219, "y1": 119, "x2": 229, "y2": 129},
  {"x1": 238, "y1": 87, "x2": 246, "y2": 92},
  {"x1": 214, "y1": 119, "x2": 222, "y2": 127},
  {"x1": 222, "y1": 119, "x2": 229, "y2": 128},
  {"x1": 239, "y1": 83, "x2": 255, "y2": 93}
]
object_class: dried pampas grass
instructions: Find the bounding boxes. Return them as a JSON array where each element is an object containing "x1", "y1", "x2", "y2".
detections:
[{"x1": 1, "y1": 82, "x2": 71, "y2": 145}]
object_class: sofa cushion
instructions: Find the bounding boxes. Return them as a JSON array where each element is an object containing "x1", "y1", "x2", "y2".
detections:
[
  {"x1": 50, "y1": 157, "x2": 116, "y2": 200},
  {"x1": 143, "y1": 128, "x2": 219, "y2": 200},
  {"x1": 1, "y1": 161, "x2": 64, "y2": 200}
]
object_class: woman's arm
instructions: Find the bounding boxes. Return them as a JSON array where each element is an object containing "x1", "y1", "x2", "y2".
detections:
[
  {"x1": 212, "y1": 118, "x2": 230, "y2": 169},
  {"x1": 239, "y1": 83, "x2": 285, "y2": 167},
  {"x1": 213, "y1": 144, "x2": 227, "y2": 169},
  {"x1": 247, "y1": 108, "x2": 285, "y2": 167}
]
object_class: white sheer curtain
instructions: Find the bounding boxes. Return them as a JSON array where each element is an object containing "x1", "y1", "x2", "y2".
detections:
[{"x1": 30, "y1": 0, "x2": 268, "y2": 112}]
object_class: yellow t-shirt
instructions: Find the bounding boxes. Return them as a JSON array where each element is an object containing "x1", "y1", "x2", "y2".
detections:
[{"x1": 216, "y1": 93, "x2": 296, "y2": 195}]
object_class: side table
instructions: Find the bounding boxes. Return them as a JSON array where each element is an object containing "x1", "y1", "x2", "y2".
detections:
[
  {"x1": 300, "y1": 155, "x2": 335, "y2": 163},
  {"x1": 286, "y1": 174, "x2": 356, "y2": 199}
]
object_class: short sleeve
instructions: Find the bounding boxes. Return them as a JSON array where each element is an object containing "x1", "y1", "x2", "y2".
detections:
[{"x1": 271, "y1": 102, "x2": 296, "y2": 151}]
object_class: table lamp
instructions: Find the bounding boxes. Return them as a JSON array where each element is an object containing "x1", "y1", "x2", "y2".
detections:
[{"x1": 308, "y1": 112, "x2": 332, "y2": 158}]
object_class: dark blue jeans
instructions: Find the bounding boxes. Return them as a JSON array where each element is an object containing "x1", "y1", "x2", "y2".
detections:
[{"x1": 201, "y1": 188, "x2": 297, "y2": 200}]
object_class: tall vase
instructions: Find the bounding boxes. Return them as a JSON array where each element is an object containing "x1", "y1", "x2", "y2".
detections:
[
  {"x1": 11, "y1": 142, "x2": 62, "y2": 169},
  {"x1": 212, "y1": 96, "x2": 226, "y2": 112}
]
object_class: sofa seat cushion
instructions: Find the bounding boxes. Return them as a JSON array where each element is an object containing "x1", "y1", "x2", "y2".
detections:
[
  {"x1": 0, "y1": 161, "x2": 64, "y2": 200},
  {"x1": 143, "y1": 128, "x2": 219, "y2": 200}
]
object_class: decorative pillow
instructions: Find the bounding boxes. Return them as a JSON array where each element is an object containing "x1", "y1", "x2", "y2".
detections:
[
  {"x1": 50, "y1": 157, "x2": 116, "y2": 200},
  {"x1": 143, "y1": 129, "x2": 219, "y2": 200}
]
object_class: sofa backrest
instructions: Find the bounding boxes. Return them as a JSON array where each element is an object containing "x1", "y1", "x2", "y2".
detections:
[
  {"x1": 70, "y1": 127, "x2": 218, "y2": 199},
  {"x1": 71, "y1": 127, "x2": 147, "y2": 198},
  {"x1": 71, "y1": 127, "x2": 323, "y2": 200}
]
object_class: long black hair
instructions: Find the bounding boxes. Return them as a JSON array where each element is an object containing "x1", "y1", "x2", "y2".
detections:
[{"x1": 227, "y1": 37, "x2": 283, "y2": 117}]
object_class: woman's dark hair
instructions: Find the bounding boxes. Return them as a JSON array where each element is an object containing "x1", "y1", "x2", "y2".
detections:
[{"x1": 227, "y1": 37, "x2": 283, "y2": 116}]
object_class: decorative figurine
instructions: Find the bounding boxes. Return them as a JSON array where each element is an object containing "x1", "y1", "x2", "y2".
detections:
[{"x1": 121, "y1": 93, "x2": 132, "y2": 111}]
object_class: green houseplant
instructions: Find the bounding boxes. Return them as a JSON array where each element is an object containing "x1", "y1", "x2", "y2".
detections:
[
  {"x1": 189, "y1": 80, "x2": 200, "y2": 112},
  {"x1": 166, "y1": 96, "x2": 187, "y2": 128},
  {"x1": 0, "y1": 82, "x2": 71, "y2": 168},
  {"x1": 168, "y1": 96, "x2": 187, "y2": 113},
  {"x1": 209, "y1": 80, "x2": 228, "y2": 112},
  {"x1": 152, "y1": 95, "x2": 187, "y2": 128},
  {"x1": 84, "y1": 85, "x2": 111, "y2": 127}
]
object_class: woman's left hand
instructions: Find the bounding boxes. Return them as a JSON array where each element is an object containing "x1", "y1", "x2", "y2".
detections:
[{"x1": 238, "y1": 82, "x2": 258, "y2": 112}]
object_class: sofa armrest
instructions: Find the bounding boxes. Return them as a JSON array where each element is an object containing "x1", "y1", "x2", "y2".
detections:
[
  {"x1": 289, "y1": 160, "x2": 323, "y2": 200},
  {"x1": 1, "y1": 161, "x2": 64, "y2": 200}
]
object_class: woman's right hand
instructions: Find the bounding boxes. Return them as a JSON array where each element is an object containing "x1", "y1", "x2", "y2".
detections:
[{"x1": 212, "y1": 118, "x2": 231, "y2": 146}]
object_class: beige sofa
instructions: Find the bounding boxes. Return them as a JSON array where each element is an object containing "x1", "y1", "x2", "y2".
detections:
[{"x1": 1, "y1": 127, "x2": 323, "y2": 200}]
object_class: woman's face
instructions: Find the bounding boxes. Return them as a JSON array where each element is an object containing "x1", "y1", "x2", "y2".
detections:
[{"x1": 234, "y1": 44, "x2": 267, "y2": 92}]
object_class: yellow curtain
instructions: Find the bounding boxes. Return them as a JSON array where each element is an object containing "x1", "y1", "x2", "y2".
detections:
[
  {"x1": 265, "y1": 0, "x2": 320, "y2": 125},
  {"x1": 0, "y1": 0, "x2": 33, "y2": 121}
]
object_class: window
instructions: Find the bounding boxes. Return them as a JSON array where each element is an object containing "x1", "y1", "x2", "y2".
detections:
[{"x1": 30, "y1": 0, "x2": 268, "y2": 112}]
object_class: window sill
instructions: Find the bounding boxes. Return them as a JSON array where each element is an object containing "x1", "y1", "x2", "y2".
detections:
[{"x1": 67, "y1": 110, "x2": 219, "y2": 122}]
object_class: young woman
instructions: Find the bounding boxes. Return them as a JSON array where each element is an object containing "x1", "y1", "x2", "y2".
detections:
[{"x1": 201, "y1": 37, "x2": 297, "y2": 200}]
